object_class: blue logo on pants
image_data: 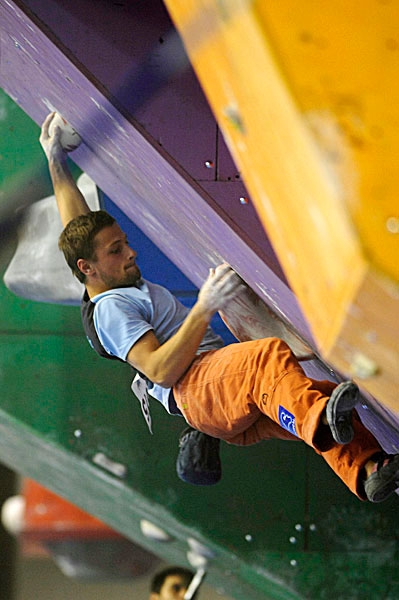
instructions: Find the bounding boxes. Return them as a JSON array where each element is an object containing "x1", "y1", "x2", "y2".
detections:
[{"x1": 278, "y1": 406, "x2": 298, "y2": 437}]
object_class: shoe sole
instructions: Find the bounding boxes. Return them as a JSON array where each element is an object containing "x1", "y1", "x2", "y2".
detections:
[
  {"x1": 365, "y1": 455, "x2": 399, "y2": 503},
  {"x1": 326, "y1": 381, "x2": 359, "y2": 444}
]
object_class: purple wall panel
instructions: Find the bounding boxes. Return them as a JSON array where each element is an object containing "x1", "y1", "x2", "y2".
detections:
[
  {"x1": 17, "y1": 0, "x2": 286, "y2": 274},
  {"x1": 21, "y1": 0, "x2": 217, "y2": 178},
  {"x1": 0, "y1": 0, "x2": 311, "y2": 339}
]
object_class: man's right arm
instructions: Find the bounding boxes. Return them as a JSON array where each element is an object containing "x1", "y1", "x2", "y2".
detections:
[
  {"x1": 40, "y1": 112, "x2": 90, "y2": 227},
  {"x1": 126, "y1": 264, "x2": 245, "y2": 387}
]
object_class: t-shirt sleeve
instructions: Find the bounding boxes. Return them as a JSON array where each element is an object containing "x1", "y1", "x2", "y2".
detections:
[{"x1": 93, "y1": 293, "x2": 153, "y2": 361}]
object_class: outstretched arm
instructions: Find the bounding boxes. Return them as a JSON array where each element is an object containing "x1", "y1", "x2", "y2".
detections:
[
  {"x1": 39, "y1": 112, "x2": 90, "y2": 227},
  {"x1": 126, "y1": 264, "x2": 245, "y2": 387}
]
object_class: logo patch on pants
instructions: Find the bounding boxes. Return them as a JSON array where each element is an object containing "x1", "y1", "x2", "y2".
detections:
[{"x1": 278, "y1": 405, "x2": 298, "y2": 437}]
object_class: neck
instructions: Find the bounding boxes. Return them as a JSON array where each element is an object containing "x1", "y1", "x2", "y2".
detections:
[
  {"x1": 86, "y1": 279, "x2": 142, "y2": 299},
  {"x1": 85, "y1": 282, "x2": 109, "y2": 299}
]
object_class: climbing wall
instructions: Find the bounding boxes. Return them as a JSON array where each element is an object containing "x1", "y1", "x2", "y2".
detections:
[
  {"x1": 163, "y1": 0, "x2": 399, "y2": 412},
  {"x1": 1, "y1": 1, "x2": 399, "y2": 598}
]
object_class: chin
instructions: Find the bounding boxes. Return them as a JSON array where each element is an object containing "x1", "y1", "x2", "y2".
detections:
[{"x1": 125, "y1": 270, "x2": 141, "y2": 286}]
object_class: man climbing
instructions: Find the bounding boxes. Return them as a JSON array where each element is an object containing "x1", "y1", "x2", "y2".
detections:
[{"x1": 40, "y1": 112, "x2": 399, "y2": 503}]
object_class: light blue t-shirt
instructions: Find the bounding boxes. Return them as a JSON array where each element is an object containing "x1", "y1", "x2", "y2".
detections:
[{"x1": 91, "y1": 279, "x2": 224, "y2": 412}]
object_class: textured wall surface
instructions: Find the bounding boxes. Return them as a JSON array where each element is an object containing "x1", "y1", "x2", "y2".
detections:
[{"x1": 1, "y1": 2, "x2": 399, "y2": 599}]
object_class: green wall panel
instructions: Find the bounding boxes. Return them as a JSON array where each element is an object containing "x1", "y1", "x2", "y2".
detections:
[{"x1": 0, "y1": 283, "x2": 82, "y2": 334}]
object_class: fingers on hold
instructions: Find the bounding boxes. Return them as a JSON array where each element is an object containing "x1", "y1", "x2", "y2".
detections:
[
  {"x1": 225, "y1": 270, "x2": 241, "y2": 287},
  {"x1": 226, "y1": 279, "x2": 246, "y2": 300},
  {"x1": 43, "y1": 112, "x2": 54, "y2": 129}
]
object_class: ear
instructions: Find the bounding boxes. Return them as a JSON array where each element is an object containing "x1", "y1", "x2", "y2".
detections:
[{"x1": 76, "y1": 258, "x2": 95, "y2": 277}]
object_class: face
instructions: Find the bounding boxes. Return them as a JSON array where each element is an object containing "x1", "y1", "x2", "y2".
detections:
[
  {"x1": 151, "y1": 575, "x2": 188, "y2": 600},
  {"x1": 86, "y1": 223, "x2": 142, "y2": 291}
]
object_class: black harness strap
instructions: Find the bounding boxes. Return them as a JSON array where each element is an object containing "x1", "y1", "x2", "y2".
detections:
[
  {"x1": 81, "y1": 290, "x2": 124, "y2": 363},
  {"x1": 80, "y1": 290, "x2": 180, "y2": 417}
]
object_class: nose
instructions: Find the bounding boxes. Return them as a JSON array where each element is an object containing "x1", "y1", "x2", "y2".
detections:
[{"x1": 127, "y1": 245, "x2": 137, "y2": 260}]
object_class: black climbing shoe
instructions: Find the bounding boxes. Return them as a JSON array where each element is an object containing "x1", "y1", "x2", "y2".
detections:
[
  {"x1": 364, "y1": 453, "x2": 399, "y2": 503},
  {"x1": 326, "y1": 381, "x2": 359, "y2": 444},
  {"x1": 176, "y1": 427, "x2": 222, "y2": 486}
]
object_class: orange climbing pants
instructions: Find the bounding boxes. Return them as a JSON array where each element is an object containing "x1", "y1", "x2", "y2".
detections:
[{"x1": 173, "y1": 338, "x2": 381, "y2": 499}]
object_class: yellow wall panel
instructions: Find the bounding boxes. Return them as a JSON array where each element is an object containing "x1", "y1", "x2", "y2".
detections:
[
  {"x1": 256, "y1": 0, "x2": 399, "y2": 280},
  {"x1": 164, "y1": 0, "x2": 399, "y2": 409}
]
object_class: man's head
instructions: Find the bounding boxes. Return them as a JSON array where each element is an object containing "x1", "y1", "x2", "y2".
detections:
[
  {"x1": 59, "y1": 210, "x2": 141, "y2": 291},
  {"x1": 150, "y1": 566, "x2": 197, "y2": 600}
]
